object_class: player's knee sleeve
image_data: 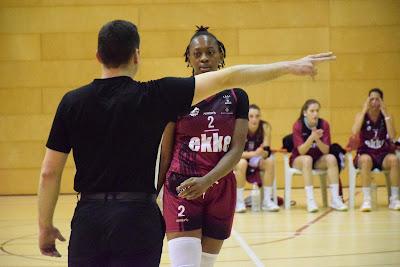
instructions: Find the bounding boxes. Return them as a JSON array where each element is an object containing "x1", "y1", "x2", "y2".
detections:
[
  {"x1": 168, "y1": 237, "x2": 201, "y2": 267},
  {"x1": 200, "y1": 252, "x2": 218, "y2": 267}
]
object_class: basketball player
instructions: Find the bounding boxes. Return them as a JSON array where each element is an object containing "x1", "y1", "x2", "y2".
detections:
[
  {"x1": 352, "y1": 88, "x2": 400, "y2": 211},
  {"x1": 38, "y1": 19, "x2": 335, "y2": 266},
  {"x1": 290, "y1": 99, "x2": 347, "y2": 212},
  {"x1": 158, "y1": 26, "x2": 248, "y2": 267},
  {"x1": 235, "y1": 104, "x2": 280, "y2": 212}
]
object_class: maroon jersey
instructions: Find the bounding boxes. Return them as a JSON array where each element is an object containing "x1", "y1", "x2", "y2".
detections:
[
  {"x1": 167, "y1": 89, "x2": 249, "y2": 178},
  {"x1": 290, "y1": 118, "x2": 331, "y2": 165},
  {"x1": 357, "y1": 112, "x2": 394, "y2": 155},
  {"x1": 245, "y1": 121, "x2": 266, "y2": 152}
]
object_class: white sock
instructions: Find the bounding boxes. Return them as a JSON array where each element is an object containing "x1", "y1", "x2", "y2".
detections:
[
  {"x1": 330, "y1": 183, "x2": 339, "y2": 200},
  {"x1": 200, "y1": 252, "x2": 218, "y2": 267},
  {"x1": 263, "y1": 186, "x2": 272, "y2": 202},
  {"x1": 237, "y1": 188, "x2": 244, "y2": 203},
  {"x1": 168, "y1": 237, "x2": 201, "y2": 267},
  {"x1": 305, "y1": 185, "x2": 314, "y2": 200},
  {"x1": 362, "y1": 187, "x2": 371, "y2": 200},
  {"x1": 391, "y1": 186, "x2": 399, "y2": 200}
]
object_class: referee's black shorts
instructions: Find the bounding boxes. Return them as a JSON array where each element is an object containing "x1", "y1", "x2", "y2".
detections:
[{"x1": 68, "y1": 194, "x2": 165, "y2": 267}]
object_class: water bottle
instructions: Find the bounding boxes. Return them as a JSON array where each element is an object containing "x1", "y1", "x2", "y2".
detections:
[
  {"x1": 251, "y1": 183, "x2": 261, "y2": 212},
  {"x1": 371, "y1": 182, "x2": 378, "y2": 210}
]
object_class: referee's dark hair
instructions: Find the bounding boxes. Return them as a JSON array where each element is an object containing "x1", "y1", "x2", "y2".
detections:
[
  {"x1": 97, "y1": 20, "x2": 140, "y2": 68},
  {"x1": 184, "y1": 25, "x2": 226, "y2": 75}
]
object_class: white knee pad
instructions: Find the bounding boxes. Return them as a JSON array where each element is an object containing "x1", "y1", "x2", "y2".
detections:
[
  {"x1": 168, "y1": 237, "x2": 202, "y2": 267},
  {"x1": 200, "y1": 252, "x2": 218, "y2": 267}
]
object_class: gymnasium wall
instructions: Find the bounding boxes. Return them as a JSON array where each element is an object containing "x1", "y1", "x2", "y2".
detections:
[{"x1": 0, "y1": 0, "x2": 399, "y2": 194}]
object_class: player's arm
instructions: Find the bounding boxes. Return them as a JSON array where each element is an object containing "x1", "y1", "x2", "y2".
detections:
[
  {"x1": 178, "y1": 119, "x2": 248, "y2": 200},
  {"x1": 201, "y1": 118, "x2": 248, "y2": 184},
  {"x1": 379, "y1": 98, "x2": 396, "y2": 140},
  {"x1": 261, "y1": 122, "x2": 272, "y2": 158},
  {"x1": 241, "y1": 150, "x2": 257, "y2": 159},
  {"x1": 241, "y1": 123, "x2": 271, "y2": 159},
  {"x1": 293, "y1": 122, "x2": 314, "y2": 155},
  {"x1": 384, "y1": 114, "x2": 396, "y2": 140},
  {"x1": 314, "y1": 135, "x2": 330, "y2": 154},
  {"x1": 157, "y1": 122, "x2": 175, "y2": 195},
  {"x1": 352, "y1": 112, "x2": 365, "y2": 136},
  {"x1": 38, "y1": 148, "x2": 67, "y2": 257},
  {"x1": 298, "y1": 133, "x2": 318, "y2": 155},
  {"x1": 315, "y1": 122, "x2": 330, "y2": 154},
  {"x1": 193, "y1": 52, "x2": 335, "y2": 102},
  {"x1": 352, "y1": 97, "x2": 369, "y2": 136}
]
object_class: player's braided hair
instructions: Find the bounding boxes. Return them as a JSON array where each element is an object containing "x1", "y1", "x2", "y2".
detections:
[{"x1": 184, "y1": 26, "x2": 226, "y2": 75}]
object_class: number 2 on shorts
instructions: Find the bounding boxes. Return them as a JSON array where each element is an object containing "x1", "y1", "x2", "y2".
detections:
[{"x1": 177, "y1": 205, "x2": 185, "y2": 217}]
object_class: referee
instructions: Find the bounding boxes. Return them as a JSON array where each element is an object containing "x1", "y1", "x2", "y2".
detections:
[{"x1": 37, "y1": 20, "x2": 334, "y2": 266}]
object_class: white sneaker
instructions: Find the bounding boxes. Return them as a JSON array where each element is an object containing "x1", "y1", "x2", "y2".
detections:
[
  {"x1": 330, "y1": 198, "x2": 348, "y2": 211},
  {"x1": 389, "y1": 198, "x2": 400, "y2": 211},
  {"x1": 235, "y1": 201, "x2": 246, "y2": 213},
  {"x1": 307, "y1": 199, "x2": 319, "y2": 213},
  {"x1": 360, "y1": 199, "x2": 372, "y2": 212},
  {"x1": 262, "y1": 200, "x2": 280, "y2": 212}
]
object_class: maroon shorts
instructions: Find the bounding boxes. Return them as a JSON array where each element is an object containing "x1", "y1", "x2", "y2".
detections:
[
  {"x1": 354, "y1": 152, "x2": 391, "y2": 170},
  {"x1": 246, "y1": 167, "x2": 262, "y2": 187},
  {"x1": 289, "y1": 154, "x2": 321, "y2": 169},
  {"x1": 163, "y1": 172, "x2": 236, "y2": 240}
]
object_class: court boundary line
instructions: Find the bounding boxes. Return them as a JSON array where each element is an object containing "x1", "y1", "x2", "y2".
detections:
[
  {"x1": 251, "y1": 193, "x2": 360, "y2": 247},
  {"x1": 231, "y1": 229, "x2": 265, "y2": 267},
  {"x1": 257, "y1": 249, "x2": 400, "y2": 261},
  {"x1": 0, "y1": 234, "x2": 64, "y2": 263}
]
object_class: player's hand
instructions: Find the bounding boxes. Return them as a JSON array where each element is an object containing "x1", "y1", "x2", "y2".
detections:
[
  {"x1": 39, "y1": 225, "x2": 65, "y2": 257},
  {"x1": 177, "y1": 177, "x2": 213, "y2": 200},
  {"x1": 261, "y1": 150, "x2": 269, "y2": 159},
  {"x1": 253, "y1": 147, "x2": 264, "y2": 157},
  {"x1": 310, "y1": 128, "x2": 320, "y2": 141},
  {"x1": 315, "y1": 129, "x2": 324, "y2": 139},
  {"x1": 362, "y1": 96, "x2": 371, "y2": 114},
  {"x1": 379, "y1": 97, "x2": 387, "y2": 116},
  {"x1": 289, "y1": 52, "x2": 336, "y2": 79}
]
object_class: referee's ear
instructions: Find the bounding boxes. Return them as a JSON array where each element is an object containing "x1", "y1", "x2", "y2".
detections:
[
  {"x1": 132, "y1": 48, "x2": 140, "y2": 64},
  {"x1": 96, "y1": 50, "x2": 103, "y2": 64}
]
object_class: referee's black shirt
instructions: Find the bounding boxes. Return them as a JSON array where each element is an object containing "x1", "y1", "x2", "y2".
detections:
[{"x1": 46, "y1": 76, "x2": 195, "y2": 193}]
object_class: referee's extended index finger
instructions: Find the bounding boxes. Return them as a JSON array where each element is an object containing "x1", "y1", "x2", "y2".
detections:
[
  {"x1": 311, "y1": 55, "x2": 336, "y2": 63},
  {"x1": 309, "y1": 52, "x2": 334, "y2": 58}
]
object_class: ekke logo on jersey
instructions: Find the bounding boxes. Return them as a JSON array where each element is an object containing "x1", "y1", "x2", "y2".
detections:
[{"x1": 189, "y1": 133, "x2": 232, "y2": 152}]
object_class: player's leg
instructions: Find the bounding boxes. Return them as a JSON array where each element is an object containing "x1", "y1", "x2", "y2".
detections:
[
  {"x1": 259, "y1": 157, "x2": 279, "y2": 211},
  {"x1": 167, "y1": 230, "x2": 203, "y2": 267},
  {"x1": 202, "y1": 174, "x2": 236, "y2": 267},
  {"x1": 200, "y1": 237, "x2": 223, "y2": 267},
  {"x1": 163, "y1": 173, "x2": 204, "y2": 267},
  {"x1": 314, "y1": 154, "x2": 347, "y2": 211},
  {"x1": 382, "y1": 153, "x2": 400, "y2": 210},
  {"x1": 234, "y1": 158, "x2": 248, "y2": 213},
  {"x1": 357, "y1": 154, "x2": 373, "y2": 211},
  {"x1": 293, "y1": 155, "x2": 318, "y2": 212}
]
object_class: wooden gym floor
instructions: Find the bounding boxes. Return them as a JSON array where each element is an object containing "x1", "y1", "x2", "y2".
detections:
[{"x1": 0, "y1": 188, "x2": 399, "y2": 267}]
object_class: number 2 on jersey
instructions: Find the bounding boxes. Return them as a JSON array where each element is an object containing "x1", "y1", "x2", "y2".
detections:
[
  {"x1": 207, "y1": 116, "x2": 215, "y2": 128},
  {"x1": 178, "y1": 205, "x2": 186, "y2": 217}
]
